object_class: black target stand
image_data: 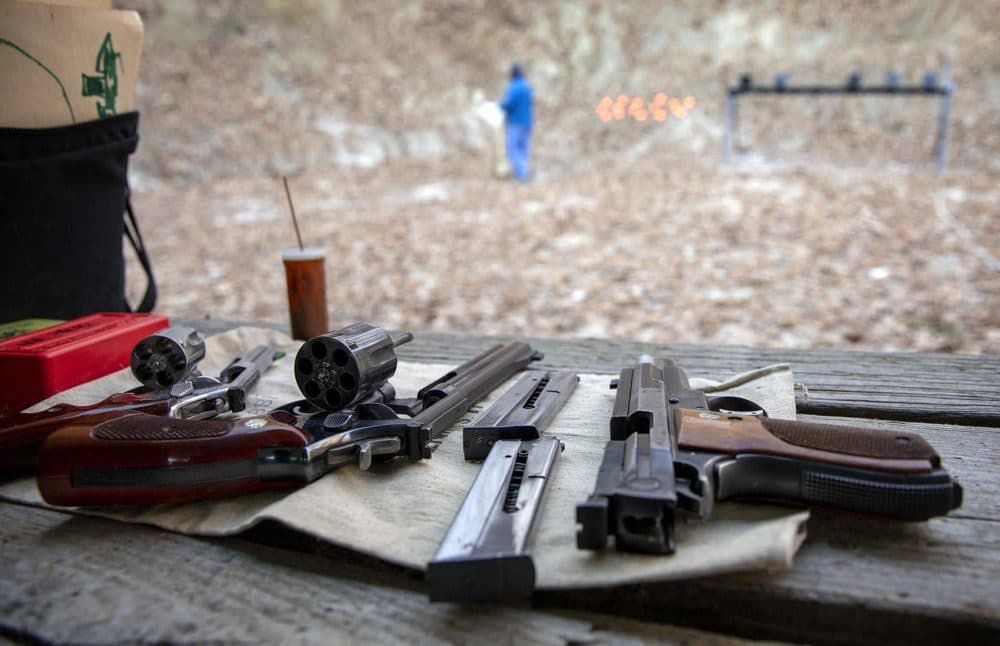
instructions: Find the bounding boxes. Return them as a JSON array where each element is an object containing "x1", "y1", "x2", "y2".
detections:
[{"x1": 722, "y1": 70, "x2": 953, "y2": 170}]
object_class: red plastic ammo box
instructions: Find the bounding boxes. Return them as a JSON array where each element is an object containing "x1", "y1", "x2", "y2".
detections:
[{"x1": 0, "y1": 313, "x2": 169, "y2": 417}]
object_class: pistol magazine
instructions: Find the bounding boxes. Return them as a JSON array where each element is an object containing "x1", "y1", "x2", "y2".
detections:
[
  {"x1": 463, "y1": 370, "x2": 579, "y2": 460},
  {"x1": 427, "y1": 370, "x2": 578, "y2": 601}
]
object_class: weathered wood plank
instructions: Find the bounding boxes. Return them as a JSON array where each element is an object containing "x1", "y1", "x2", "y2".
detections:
[
  {"x1": 0, "y1": 504, "x2": 770, "y2": 645},
  {"x1": 542, "y1": 524, "x2": 1000, "y2": 646},
  {"x1": 537, "y1": 414, "x2": 999, "y2": 645},
  {"x1": 181, "y1": 318, "x2": 999, "y2": 425},
  {"x1": 132, "y1": 318, "x2": 998, "y2": 645},
  {"x1": 233, "y1": 418, "x2": 997, "y2": 645},
  {"x1": 393, "y1": 330, "x2": 1000, "y2": 426}
]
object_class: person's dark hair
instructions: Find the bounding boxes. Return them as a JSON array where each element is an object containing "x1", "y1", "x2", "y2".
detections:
[{"x1": 510, "y1": 63, "x2": 523, "y2": 79}]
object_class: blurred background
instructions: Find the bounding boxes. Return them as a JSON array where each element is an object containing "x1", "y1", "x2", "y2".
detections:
[{"x1": 119, "y1": 0, "x2": 998, "y2": 353}]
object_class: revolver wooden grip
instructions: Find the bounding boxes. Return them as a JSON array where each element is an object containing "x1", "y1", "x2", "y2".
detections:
[
  {"x1": 37, "y1": 411, "x2": 309, "y2": 506},
  {"x1": 0, "y1": 394, "x2": 169, "y2": 471}
]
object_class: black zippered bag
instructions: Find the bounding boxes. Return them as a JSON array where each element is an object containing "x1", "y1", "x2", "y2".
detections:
[{"x1": 0, "y1": 111, "x2": 155, "y2": 321}]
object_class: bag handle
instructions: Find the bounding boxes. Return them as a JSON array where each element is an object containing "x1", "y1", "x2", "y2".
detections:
[{"x1": 122, "y1": 186, "x2": 157, "y2": 313}]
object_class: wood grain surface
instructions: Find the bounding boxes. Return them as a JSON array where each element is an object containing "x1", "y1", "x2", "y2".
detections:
[
  {"x1": 185, "y1": 319, "x2": 1000, "y2": 423},
  {"x1": 396, "y1": 330, "x2": 1000, "y2": 426},
  {"x1": 3, "y1": 320, "x2": 996, "y2": 644},
  {"x1": 0, "y1": 504, "x2": 769, "y2": 645}
]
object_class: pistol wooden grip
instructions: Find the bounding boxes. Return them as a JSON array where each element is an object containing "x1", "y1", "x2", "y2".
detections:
[
  {"x1": 757, "y1": 417, "x2": 939, "y2": 463},
  {"x1": 677, "y1": 410, "x2": 939, "y2": 473},
  {"x1": 37, "y1": 412, "x2": 309, "y2": 506}
]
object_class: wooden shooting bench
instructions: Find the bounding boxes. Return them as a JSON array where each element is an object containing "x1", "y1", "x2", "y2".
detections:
[{"x1": 2, "y1": 322, "x2": 998, "y2": 645}]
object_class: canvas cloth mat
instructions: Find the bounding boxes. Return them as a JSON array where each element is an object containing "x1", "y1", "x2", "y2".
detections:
[{"x1": 0, "y1": 327, "x2": 808, "y2": 588}]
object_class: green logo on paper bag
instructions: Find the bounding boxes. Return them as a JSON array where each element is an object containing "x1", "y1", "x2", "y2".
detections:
[
  {"x1": 81, "y1": 32, "x2": 121, "y2": 118},
  {"x1": 0, "y1": 37, "x2": 76, "y2": 123}
]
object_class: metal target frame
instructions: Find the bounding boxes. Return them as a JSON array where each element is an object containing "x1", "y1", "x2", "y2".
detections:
[{"x1": 722, "y1": 70, "x2": 953, "y2": 170}]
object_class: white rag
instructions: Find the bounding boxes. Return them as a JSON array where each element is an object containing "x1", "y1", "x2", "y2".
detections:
[{"x1": 0, "y1": 327, "x2": 808, "y2": 587}]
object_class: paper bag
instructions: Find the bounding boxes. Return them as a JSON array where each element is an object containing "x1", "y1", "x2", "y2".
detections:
[{"x1": 0, "y1": 0, "x2": 143, "y2": 127}]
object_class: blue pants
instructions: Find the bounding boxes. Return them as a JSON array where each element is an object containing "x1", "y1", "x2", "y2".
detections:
[{"x1": 505, "y1": 123, "x2": 532, "y2": 180}]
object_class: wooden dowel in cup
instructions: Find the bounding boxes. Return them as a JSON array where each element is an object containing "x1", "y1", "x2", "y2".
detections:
[{"x1": 282, "y1": 176, "x2": 304, "y2": 252}]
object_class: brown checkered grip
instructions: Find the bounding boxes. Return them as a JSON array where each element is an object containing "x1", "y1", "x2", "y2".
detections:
[
  {"x1": 759, "y1": 417, "x2": 940, "y2": 465},
  {"x1": 36, "y1": 412, "x2": 311, "y2": 506},
  {"x1": 677, "y1": 410, "x2": 961, "y2": 518},
  {"x1": 677, "y1": 410, "x2": 940, "y2": 473},
  {"x1": 93, "y1": 415, "x2": 231, "y2": 441}
]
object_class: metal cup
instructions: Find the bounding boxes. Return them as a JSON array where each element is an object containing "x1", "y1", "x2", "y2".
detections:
[{"x1": 281, "y1": 248, "x2": 328, "y2": 341}]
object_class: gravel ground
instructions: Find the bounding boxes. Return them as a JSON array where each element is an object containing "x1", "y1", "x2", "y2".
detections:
[
  {"x1": 128, "y1": 156, "x2": 998, "y2": 353},
  {"x1": 121, "y1": 0, "x2": 999, "y2": 353}
]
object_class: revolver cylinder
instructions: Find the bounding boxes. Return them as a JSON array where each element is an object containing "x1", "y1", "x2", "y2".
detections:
[
  {"x1": 294, "y1": 323, "x2": 413, "y2": 411},
  {"x1": 129, "y1": 326, "x2": 206, "y2": 389}
]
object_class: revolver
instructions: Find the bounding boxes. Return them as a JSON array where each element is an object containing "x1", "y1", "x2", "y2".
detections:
[
  {"x1": 577, "y1": 356, "x2": 964, "y2": 554},
  {"x1": 36, "y1": 323, "x2": 542, "y2": 505},
  {"x1": 0, "y1": 326, "x2": 268, "y2": 471}
]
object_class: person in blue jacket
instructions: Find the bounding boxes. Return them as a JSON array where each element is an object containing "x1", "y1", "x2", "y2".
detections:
[{"x1": 500, "y1": 63, "x2": 534, "y2": 180}]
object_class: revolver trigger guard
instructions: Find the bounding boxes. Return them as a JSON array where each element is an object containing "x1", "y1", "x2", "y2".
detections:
[
  {"x1": 327, "y1": 436, "x2": 403, "y2": 471},
  {"x1": 358, "y1": 437, "x2": 403, "y2": 470}
]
